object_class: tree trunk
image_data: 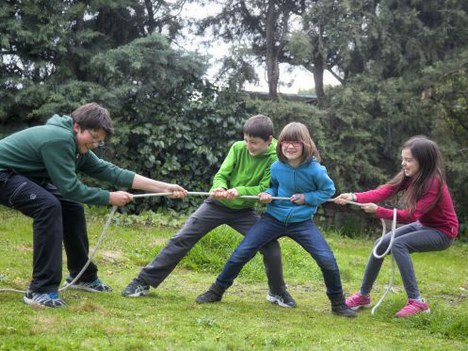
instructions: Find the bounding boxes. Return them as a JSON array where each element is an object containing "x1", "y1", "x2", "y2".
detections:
[{"x1": 266, "y1": 0, "x2": 279, "y2": 99}]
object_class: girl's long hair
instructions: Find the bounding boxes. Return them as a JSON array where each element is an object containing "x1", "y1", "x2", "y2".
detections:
[
  {"x1": 387, "y1": 136, "x2": 446, "y2": 213},
  {"x1": 277, "y1": 122, "x2": 321, "y2": 165}
]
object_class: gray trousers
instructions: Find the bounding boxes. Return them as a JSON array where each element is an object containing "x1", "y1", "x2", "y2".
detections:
[
  {"x1": 138, "y1": 198, "x2": 287, "y2": 294},
  {"x1": 360, "y1": 222, "x2": 453, "y2": 299}
]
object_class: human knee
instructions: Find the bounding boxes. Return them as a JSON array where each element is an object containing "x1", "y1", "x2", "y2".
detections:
[{"x1": 259, "y1": 241, "x2": 281, "y2": 260}]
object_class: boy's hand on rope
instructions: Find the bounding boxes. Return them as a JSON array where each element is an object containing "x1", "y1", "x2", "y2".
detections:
[
  {"x1": 224, "y1": 188, "x2": 239, "y2": 199},
  {"x1": 165, "y1": 184, "x2": 188, "y2": 199},
  {"x1": 109, "y1": 191, "x2": 134, "y2": 207},
  {"x1": 210, "y1": 188, "x2": 227, "y2": 199}
]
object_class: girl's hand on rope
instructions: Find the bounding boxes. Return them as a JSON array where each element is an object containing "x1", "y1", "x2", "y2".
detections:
[
  {"x1": 258, "y1": 192, "x2": 273, "y2": 203},
  {"x1": 109, "y1": 191, "x2": 134, "y2": 207},
  {"x1": 290, "y1": 193, "x2": 305, "y2": 205},
  {"x1": 361, "y1": 203, "x2": 378, "y2": 213},
  {"x1": 333, "y1": 193, "x2": 355, "y2": 205}
]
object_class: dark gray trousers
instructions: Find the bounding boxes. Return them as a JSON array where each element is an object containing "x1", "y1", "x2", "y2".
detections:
[
  {"x1": 0, "y1": 171, "x2": 97, "y2": 293},
  {"x1": 360, "y1": 222, "x2": 453, "y2": 299},
  {"x1": 138, "y1": 198, "x2": 287, "y2": 294}
]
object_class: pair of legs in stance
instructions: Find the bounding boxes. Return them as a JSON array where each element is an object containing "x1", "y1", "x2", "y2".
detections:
[
  {"x1": 123, "y1": 199, "x2": 296, "y2": 307},
  {"x1": 0, "y1": 171, "x2": 110, "y2": 307},
  {"x1": 346, "y1": 222, "x2": 453, "y2": 317}
]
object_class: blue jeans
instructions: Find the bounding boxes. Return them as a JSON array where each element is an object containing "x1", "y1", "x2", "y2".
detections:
[
  {"x1": 138, "y1": 198, "x2": 286, "y2": 294},
  {"x1": 216, "y1": 213, "x2": 344, "y2": 297},
  {"x1": 360, "y1": 222, "x2": 453, "y2": 299}
]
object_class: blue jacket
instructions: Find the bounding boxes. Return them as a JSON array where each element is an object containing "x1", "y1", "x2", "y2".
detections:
[{"x1": 265, "y1": 159, "x2": 335, "y2": 223}]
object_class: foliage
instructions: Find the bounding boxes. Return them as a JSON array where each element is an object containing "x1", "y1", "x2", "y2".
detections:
[{"x1": 0, "y1": 208, "x2": 467, "y2": 350}]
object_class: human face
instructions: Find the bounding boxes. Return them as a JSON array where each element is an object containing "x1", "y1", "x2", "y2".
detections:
[
  {"x1": 244, "y1": 134, "x2": 271, "y2": 156},
  {"x1": 74, "y1": 123, "x2": 106, "y2": 154},
  {"x1": 281, "y1": 140, "x2": 303, "y2": 166},
  {"x1": 401, "y1": 148, "x2": 420, "y2": 177}
]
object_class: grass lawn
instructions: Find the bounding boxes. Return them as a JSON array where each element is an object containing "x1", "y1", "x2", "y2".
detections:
[{"x1": 0, "y1": 207, "x2": 466, "y2": 350}]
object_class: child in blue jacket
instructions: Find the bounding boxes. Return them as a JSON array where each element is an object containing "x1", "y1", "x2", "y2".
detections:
[{"x1": 196, "y1": 122, "x2": 356, "y2": 317}]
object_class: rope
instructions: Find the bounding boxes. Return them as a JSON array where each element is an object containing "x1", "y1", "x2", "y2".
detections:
[{"x1": 371, "y1": 208, "x2": 397, "y2": 315}]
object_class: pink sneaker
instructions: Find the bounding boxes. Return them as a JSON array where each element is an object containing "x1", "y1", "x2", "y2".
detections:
[
  {"x1": 395, "y1": 299, "x2": 430, "y2": 318},
  {"x1": 345, "y1": 292, "x2": 371, "y2": 310}
]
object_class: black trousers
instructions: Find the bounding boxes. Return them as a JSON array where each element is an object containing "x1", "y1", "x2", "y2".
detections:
[{"x1": 0, "y1": 171, "x2": 98, "y2": 293}]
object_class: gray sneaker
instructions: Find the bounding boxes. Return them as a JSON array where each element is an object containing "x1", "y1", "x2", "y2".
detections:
[
  {"x1": 121, "y1": 278, "x2": 150, "y2": 297},
  {"x1": 65, "y1": 277, "x2": 112, "y2": 293},
  {"x1": 267, "y1": 290, "x2": 297, "y2": 308},
  {"x1": 24, "y1": 290, "x2": 66, "y2": 308}
]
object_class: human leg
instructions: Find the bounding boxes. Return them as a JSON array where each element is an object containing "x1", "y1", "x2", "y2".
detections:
[
  {"x1": 197, "y1": 217, "x2": 282, "y2": 303},
  {"x1": 229, "y1": 212, "x2": 287, "y2": 297},
  {"x1": 289, "y1": 220, "x2": 355, "y2": 317},
  {"x1": 390, "y1": 225, "x2": 453, "y2": 300},
  {"x1": 127, "y1": 200, "x2": 227, "y2": 292},
  {"x1": 0, "y1": 173, "x2": 66, "y2": 307}
]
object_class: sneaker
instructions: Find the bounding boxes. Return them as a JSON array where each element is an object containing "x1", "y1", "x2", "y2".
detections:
[
  {"x1": 65, "y1": 277, "x2": 112, "y2": 293},
  {"x1": 346, "y1": 292, "x2": 371, "y2": 310},
  {"x1": 121, "y1": 278, "x2": 150, "y2": 297},
  {"x1": 196, "y1": 284, "x2": 225, "y2": 304},
  {"x1": 267, "y1": 291, "x2": 297, "y2": 308},
  {"x1": 395, "y1": 299, "x2": 430, "y2": 318},
  {"x1": 23, "y1": 290, "x2": 66, "y2": 308}
]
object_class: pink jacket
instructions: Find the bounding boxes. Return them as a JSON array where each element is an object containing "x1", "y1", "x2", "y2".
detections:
[{"x1": 356, "y1": 179, "x2": 458, "y2": 239}]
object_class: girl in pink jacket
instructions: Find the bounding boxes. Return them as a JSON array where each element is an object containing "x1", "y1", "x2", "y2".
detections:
[{"x1": 334, "y1": 136, "x2": 458, "y2": 317}]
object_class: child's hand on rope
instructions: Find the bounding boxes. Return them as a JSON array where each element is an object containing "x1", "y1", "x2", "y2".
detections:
[
  {"x1": 333, "y1": 193, "x2": 355, "y2": 205},
  {"x1": 290, "y1": 194, "x2": 305, "y2": 205},
  {"x1": 361, "y1": 203, "x2": 378, "y2": 213},
  {"x1": 258, "y1": 192, "x2": 272, "y2": 203}
]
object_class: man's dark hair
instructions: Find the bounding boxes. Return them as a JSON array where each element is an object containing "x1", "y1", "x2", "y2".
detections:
[{"x1": 71, "y1": 103, "x2": 114, "y2": 135}]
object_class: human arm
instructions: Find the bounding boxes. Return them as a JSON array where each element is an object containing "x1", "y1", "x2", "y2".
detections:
[
  {"x1": 302, "y1": 164, "x2": 335, "y2": 206},
  {"x1": 131, "y1": 174, "x2": 187, "y2": 198}
]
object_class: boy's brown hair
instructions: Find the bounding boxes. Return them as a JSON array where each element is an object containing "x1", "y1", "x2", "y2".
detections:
[
  {"x1": 71, "y1": 103, "x2": 114, "y2": 135},
  {"x1": 243, "y1": 114, "x2": 274, "y2": 141}
]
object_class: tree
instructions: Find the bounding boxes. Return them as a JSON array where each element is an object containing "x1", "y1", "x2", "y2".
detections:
[{"x1": 198, "y1": 0, "x2": 304, "y2": 98}]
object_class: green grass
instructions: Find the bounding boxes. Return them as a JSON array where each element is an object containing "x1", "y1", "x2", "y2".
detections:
[{"x1": 0, "y1": 207, "x2": 467, "y2": 350}]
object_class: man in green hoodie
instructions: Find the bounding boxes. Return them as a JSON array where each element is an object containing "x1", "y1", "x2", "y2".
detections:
[
  {"x1": 122, "y1": 114, "x2": 296, "y2": 308},
  {"x1": 0, "y1": 102, "x2": 187, "y2": 308}
]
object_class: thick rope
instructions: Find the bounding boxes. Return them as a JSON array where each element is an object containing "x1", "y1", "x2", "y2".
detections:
[{"x1": 371, "y1": 208, "x2": 397, "y2": 315}]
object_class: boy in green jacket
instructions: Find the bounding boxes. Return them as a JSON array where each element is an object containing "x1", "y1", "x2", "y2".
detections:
[
  {"x1": 0, "y1": 102, "x2": 187, "y2": 308},
  {"x1": 122, "y1": 115, "x2": 296, "y2": 308}
]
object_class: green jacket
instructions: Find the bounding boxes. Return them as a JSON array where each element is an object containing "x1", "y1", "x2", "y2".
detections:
[
  {"x1": 0, "y1": 115, "x2": 135, "y2": 205},
  {"x1": 210, "y1": 139, "x2": 277, "y2": 209}
]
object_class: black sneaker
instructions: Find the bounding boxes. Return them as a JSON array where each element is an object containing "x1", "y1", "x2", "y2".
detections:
[
  {"x1": 65, "y1": 277, "x2": 112, "y2": 293},
  {"x1": 24, "y1": 290, "x2": 66, "y2": 308},
  {"x1": 267, "y1": 290, "x2": 297, "y2": 308},
  {"x1": 121, "y1": 278, "x2": 150, "y2": 297},
  {"x1": 196, "y1": 284, "x2": 225, "y2": 304}
]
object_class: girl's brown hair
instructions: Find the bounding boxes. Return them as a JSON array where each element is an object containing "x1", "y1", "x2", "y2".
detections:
[
  {"x1": 387, "y1": 136, "x2": 446, "y2": 213},
  {"x1": 277, "y1": 122, "x2": 321, "y2": 165}
]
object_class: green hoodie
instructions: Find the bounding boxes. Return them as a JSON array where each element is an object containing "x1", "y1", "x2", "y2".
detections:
[
  {"x1": 210, "y1": 139, "x2": 277, "y2": 209},
  {"x1": 0, "y1": 115, "x2": 135, "y2": 205}
]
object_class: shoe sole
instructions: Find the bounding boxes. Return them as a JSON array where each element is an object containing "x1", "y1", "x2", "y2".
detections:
[
  {"x1": 23, "y1": 296, "x2": 65, "y2": 308},
  {"x1": 65, "y1": 285, "x2": 112, "y2": 293},
  {"x1": 349, "y1": 303, "x2": 372, "y2": 311},
  {"x1": 395, "y1": 308, "x2": 431, "y2": 317},
  {"x1": 266, "y1": 295, "x2": 296, "y2": 308},
  {"x1": 122, "y1": 290, "x2": 150, "y2": 297}
]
